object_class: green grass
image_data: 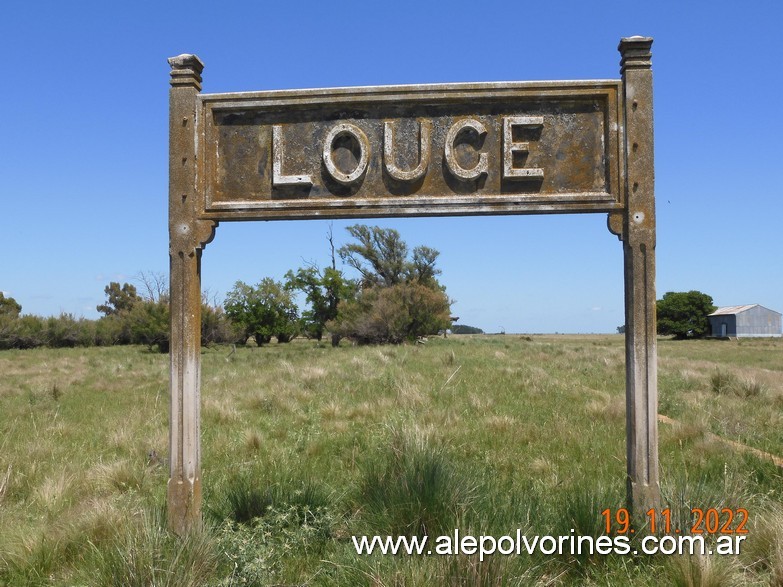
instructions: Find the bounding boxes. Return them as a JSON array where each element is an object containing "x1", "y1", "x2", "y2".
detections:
[{"x1": 1, "y1": 335, "x2": 782, "y2": 585}]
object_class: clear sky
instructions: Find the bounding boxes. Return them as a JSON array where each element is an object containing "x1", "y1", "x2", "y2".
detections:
[{"x1": 1, "y1": 0, "x2": 781, "y2": 334}]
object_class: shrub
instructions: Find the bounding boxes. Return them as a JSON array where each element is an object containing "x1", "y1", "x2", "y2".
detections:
[
  {"x1": 127, "y1": 300, "x2": 170, "y2": 352},
  {"x1": 94, "y1": 315, "x2": 127, "y2": 346},
  {"x1": 329, "y1": 282, "x2": 451, "y2": 345},
  {"x1": 46, "y1": 314, "x2": 95, "y2": 348},
  {"x1": 452, "y1": 324, "x2": 484, "y2": 335},
  {"x1": 212, "y1": 473, "x2": 331, "y2": 527},
  {"x1": 201, "y1": 303, "x2": 242, "y2": 346},
  {"x1": 4, "y1": 314, "x2": 48, "y2": 349}
]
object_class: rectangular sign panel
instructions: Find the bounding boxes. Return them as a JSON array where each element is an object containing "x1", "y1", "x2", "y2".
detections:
[{"x1": 198, "y1": 81, "x2": 623, "y2": 220}]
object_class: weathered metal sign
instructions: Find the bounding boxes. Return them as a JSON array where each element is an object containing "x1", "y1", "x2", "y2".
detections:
[
  {"x1": 167, "y1": 37, "x2": 658, "y2": 535},
  {"x1": 200, "y1": 82, "x2": 622, "y2": 219}
]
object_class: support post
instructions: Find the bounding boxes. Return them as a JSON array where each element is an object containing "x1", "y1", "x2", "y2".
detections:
[
  {"x1": 167, "y1": 54, "x2": 216, "y2": 534},
  {"x1": 618, "y1": 37, "x2": 660, "y2": 515}
]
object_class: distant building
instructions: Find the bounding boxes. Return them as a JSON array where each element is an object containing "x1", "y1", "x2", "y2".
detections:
[{"x1": 707, "y1": 304, "x2": 782, "y2": 338}]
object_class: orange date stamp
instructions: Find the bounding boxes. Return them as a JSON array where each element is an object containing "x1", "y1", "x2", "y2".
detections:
[{"x1": 601, "y1": 507, "x2": 749, "y2": 535}]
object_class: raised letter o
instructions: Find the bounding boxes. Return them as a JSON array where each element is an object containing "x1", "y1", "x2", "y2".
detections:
[{"x1": 323, "y1": 123, "x2": 370, "y2": 186}]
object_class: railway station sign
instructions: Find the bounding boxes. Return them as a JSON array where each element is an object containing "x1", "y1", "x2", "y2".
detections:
[
  {"x1": 167, "y1": 37, "x2": 658, "y2": 534},
  {"x1": 199, "y1": 81, "x2": 622, "y2": 219}
]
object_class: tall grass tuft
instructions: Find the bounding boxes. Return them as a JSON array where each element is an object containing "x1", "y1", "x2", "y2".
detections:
[
  {"x1": 0, "y1": 535, "x2": 61, "y2": 586},
  {"x1": 356, "y1": 426, "x2": 479, "y2": 537},
  {"x1": 735, "y1": 377, "x2": 764, "y2": 398},
  {"x1": 82, "y1": 507, "x2": 219, "y2": 587},
  {"x1": 547, "y1": 482, "x2": 621, "y2": 574},
  {"x1": 438, "y1": 553, "x2": 521, "y2": 586},
  {"x1": 710, "y1": 369, "x2": 735, "y2": 395},
  {"x1": 741, "y1": 505, "x2": 783, "y2": 585},
  {"x1": 665, "y1": 554, "x2": 740, "y2": 587}
]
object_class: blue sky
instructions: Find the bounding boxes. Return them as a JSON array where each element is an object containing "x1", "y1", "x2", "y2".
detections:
[{"x1": 1, "y1": 0, "x2": 781, "y2": 334}]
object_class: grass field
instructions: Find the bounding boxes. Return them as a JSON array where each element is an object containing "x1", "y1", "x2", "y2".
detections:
[{"x1": 1, "y1": 334, "x2": 782, "y2": 585}]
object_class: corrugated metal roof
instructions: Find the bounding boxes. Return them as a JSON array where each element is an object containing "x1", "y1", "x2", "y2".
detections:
[{"x1": 708, "y1": 304, "x2": 760, "y2": 316}]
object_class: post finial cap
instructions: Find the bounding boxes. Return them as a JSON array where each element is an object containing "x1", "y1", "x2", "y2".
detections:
[
  {"x1": 619, "y1": 37, "x2": 653, "y2": 72},
  {"x1": 168, "y1": 54, "x2": 204, "y2": 89}
]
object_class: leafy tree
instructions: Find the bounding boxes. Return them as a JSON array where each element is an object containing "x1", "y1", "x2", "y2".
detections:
[
  {"x1": 338, "y1": 225, "x2": 445, "y2": 289},
  {"x1": 0, "y1": 293, "x2": 23, "y2": 350},
  {"x1": 0, "y1": 293, "x2": 22, "y2": 318},
  {"x1": 285, "y1": 265, "x2": 355, "y2": 345},
  {"x1": 97, "y1": 282, "x2": 141, "y2": 316},
  {"x1": 96, "y1": 282, "x2": 141, "y2": 345},
  {"x1": 224, "y1": 278, "x2": 299, "y2": 345},
  {"x1": 331, "y1": 225, "x2": 452, "y2": 344},
  {"x1": 407, "y1": 245, "x2": 443, "y2": 288},
  {"x1": 339, "y1": 225, "x2": 410, "y2": 287},
  {"x1": 656, "y1": 290, "x2": 716, "y2": 339}
]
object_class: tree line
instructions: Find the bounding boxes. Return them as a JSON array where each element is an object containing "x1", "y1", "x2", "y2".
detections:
[{"x1": 0, "y1": 225, "x2": 454, "y2": 352}]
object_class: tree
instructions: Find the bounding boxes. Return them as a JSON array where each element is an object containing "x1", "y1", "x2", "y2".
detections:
[
  {"x1": 407, "y1": 245, "x2": 442, "y2": 288},
  {"x1": 331, "y1": 225, "x2": 452, "y2": 344},
  {"x1": 0, "y1": 293, "x2": 22, "y2": 319},
  {"x1": 96, "y1": 282, "x2": 140, "y2": 344},
  {"x1": 96, "y1": 282, "x2": 141, "y2": 316},
  {"x1": 0, "y1": 293, "x2": 24, "y2": 349},
  {"x1": 338, "y1": 225, "x2": 446, "y2": 290},
  {"x1": 224, "y1": 278, "x2": 299, "y2": 345},
  {"x1": 338, "y1": 225, "x2": 410, "y2": 287},
  {"x1": 656, "y1": 290, "x2": 716, "y2": 339},
  {"x1": 285, "y1": 265, "x2": 355, "y2": 344}
]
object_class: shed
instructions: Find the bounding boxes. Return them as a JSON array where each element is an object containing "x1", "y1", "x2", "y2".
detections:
[{"x1": 707, "y1": 304, "x2": 782, "y2": 338}]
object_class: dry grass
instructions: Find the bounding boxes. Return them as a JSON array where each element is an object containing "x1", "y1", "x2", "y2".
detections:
[{"x1": 1, "y1": 336, "x2": 782, "y2": 585}]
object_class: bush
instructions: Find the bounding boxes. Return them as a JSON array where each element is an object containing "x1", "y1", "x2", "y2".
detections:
[
  {"x1": 329, "y1": 282, "x2": 451, "y2": 345},
  {"x1": 94, "y1": 315, "x2": 127, "y2": 346},
  {"x1": 213, "y1": 473, "x2": 331, "y2": 526},
  {"x1": 0, "y1": 315, "x2": 17, "y2": 349},
  {"x1": 46, "y1": 314, "x2": 96, "y2": 348},
  {"x1": 2, "y1": 314, "x2": 48, "y2": 349},
  {"x1": 201, "y1": 303, "x2": 242, "y2": 346},
  {"x1": 452, "y1": 324, "x2": 484, "y2": 335},
  {"x1": 127, "y1": 300, "x2": 170, "y2": 352}
]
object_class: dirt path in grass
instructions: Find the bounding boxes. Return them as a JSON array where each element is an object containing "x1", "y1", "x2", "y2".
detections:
[{"x1": 658, "y1": 414, "x2": 783, "y2": 468}]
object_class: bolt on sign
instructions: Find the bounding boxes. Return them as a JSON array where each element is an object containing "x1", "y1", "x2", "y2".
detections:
[{"x1": 168, "y1": 37, "x2": 657, "y2": 534}]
